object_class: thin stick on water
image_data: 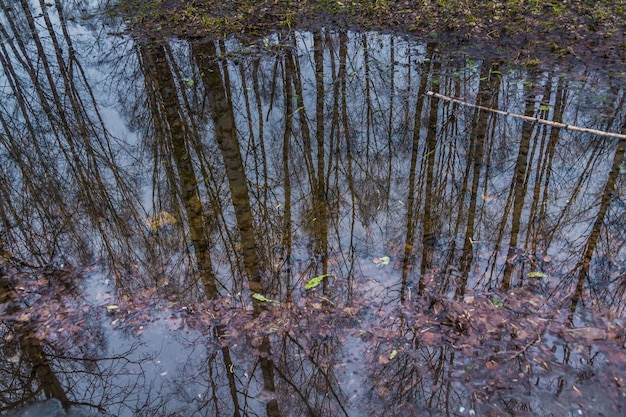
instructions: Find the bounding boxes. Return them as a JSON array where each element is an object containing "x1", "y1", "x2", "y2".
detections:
[{"x1": 426, "y1": 91, "x2": 626, "y2": 140}]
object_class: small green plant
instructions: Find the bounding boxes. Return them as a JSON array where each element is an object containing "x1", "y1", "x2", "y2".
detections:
[{"x1": 183, "y1": 6, "x2": 197, "y2": 17}]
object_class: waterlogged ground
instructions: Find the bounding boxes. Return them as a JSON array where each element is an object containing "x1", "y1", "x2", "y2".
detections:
[{"x1": 1, "y1": 1, "x2": 626, "y2": 416}]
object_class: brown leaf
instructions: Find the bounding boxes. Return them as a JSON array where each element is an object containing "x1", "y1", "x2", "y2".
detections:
[
  {"x1": 420, "y1": 330, "x2": 442, "y2": 346},
  {"x1": 143, "y1": 211, "x2": 177, "y2": 231}
]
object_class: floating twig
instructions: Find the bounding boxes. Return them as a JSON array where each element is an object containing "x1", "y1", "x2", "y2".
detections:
[{"x1": 426, "y1": 91, "x2": 626, "y2": 140}]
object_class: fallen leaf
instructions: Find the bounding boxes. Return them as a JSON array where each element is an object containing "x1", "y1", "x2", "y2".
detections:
[
  {"x1": 305, "y1": 274, "x2": 330, "y2": 290},
  {"x1": 143, "y1": 211, "x2": 177, "y2": 231},
  {"x1": 373, "y1": 256, "x2": 390, "y2": 267},
  {"x1": 252, "y1": 293, "x2": 277, "y2": 304}
]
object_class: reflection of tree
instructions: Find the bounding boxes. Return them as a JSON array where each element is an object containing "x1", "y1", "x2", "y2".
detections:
[
  {"x1": 280, "y1": 43, "x2": 295, "y2": 302},
  {"x1": 0, "y1": 264, "x2": 152, "y2": 415},
  {"x1": 569, "y1": 119, "x2": 626, "y2": 314},
  {"x1": 499, "y1": 79, "x2": 539, "y2": 290},
  {"x1": 194, "y1": 40, "x2": 263, "y2": 296},
  {"x1": 365, "y1": 344, "x2": 459, "y2": 416},
  {"x1": 135, "y1": 36, "x2": 265, "y2": 415},
  {"x1": 0, "y1": 270, "x2": 70, "y2": 408},
  {"x1": 454, "y1": 60, "x2": 500, "y2": 299},
  {"x1": 310, "y1": 31, "x2": 331, "y2": 294},
  {"x1": 524, "y1": 76, "x2": 565, "y2": 255},
  {"x1": 138, "y1": 39, "x2": 219, "y2": 299},
  {"x1": 418, "y1": 53, "x2": 443, "y2": 296},
  {"x1": 0, "y1": 2, "x2": 170, "y2": 412},
  {"x1": 400, "y1": 43, "x2": 437, "y2": 300},
  {"x1": 0, "y1": 0, "x2": 144, "y2": 277},
  {"x1": 273, "y1": 333, "x2": 348, "y2": 417},
  {"x1": 192, "y1": 38, "x2": 281, "y2": 416},
  {"x1": 2, "y1": 7, "x2": 626, "y2": 413},
  {"x1": 337, "y1": 30, "x2": 357, "y2": 299}
]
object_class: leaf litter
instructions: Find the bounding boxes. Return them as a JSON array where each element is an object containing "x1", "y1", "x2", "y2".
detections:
[{"x1": 3, "y1": 262, "x2": 626, "y2": 415}]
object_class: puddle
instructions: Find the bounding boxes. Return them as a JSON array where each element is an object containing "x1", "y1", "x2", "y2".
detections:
[{"x1": 0, "y1": 1, "x2": 625, "y2": 416}]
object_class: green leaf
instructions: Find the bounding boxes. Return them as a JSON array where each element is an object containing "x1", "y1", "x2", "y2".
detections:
[
  {"x1": 305, "y1": 274, "x2": 330, "y2": 290},
  {"x1": 492, "y1": 297, "x2": 504, "y2": 308},
  {"x1": 528, "y1": 271, "x2": 547, "y2": 279},
  {"x1": 252, "y1": 293, "x2": 275, "y2": 303},
  {"x1": 373, "y1": 256, "x2": 390, "y2": 267},
  {"x1": 389, "y1": 349, "x2": 398, "y2": 360}
]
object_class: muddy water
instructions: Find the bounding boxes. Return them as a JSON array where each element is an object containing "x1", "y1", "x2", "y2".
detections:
[{"x1": 0, "y1": 1, "x2": 625, "y2": 416}]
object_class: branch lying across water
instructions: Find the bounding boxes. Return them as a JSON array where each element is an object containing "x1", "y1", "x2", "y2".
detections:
[{"x1": 426, "y1": 91, "x2": 626, "y2": 140}]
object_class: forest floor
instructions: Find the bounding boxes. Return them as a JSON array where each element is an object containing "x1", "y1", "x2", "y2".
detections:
[{"x1": 115, "y1": 0, "x2": 626, "y2": 68}]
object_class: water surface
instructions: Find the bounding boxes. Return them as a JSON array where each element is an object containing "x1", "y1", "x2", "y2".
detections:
[{"x1": 1, "y1": 1, "x2": 625, "y2": 416}]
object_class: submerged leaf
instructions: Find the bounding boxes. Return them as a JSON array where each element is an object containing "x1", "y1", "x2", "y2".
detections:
[
  {"x1": 389, "y1": 349, "x2": 398, "y2": 360},
  {"x1": 305, "y1": 274, "x2": 330, "y2": 290}
]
